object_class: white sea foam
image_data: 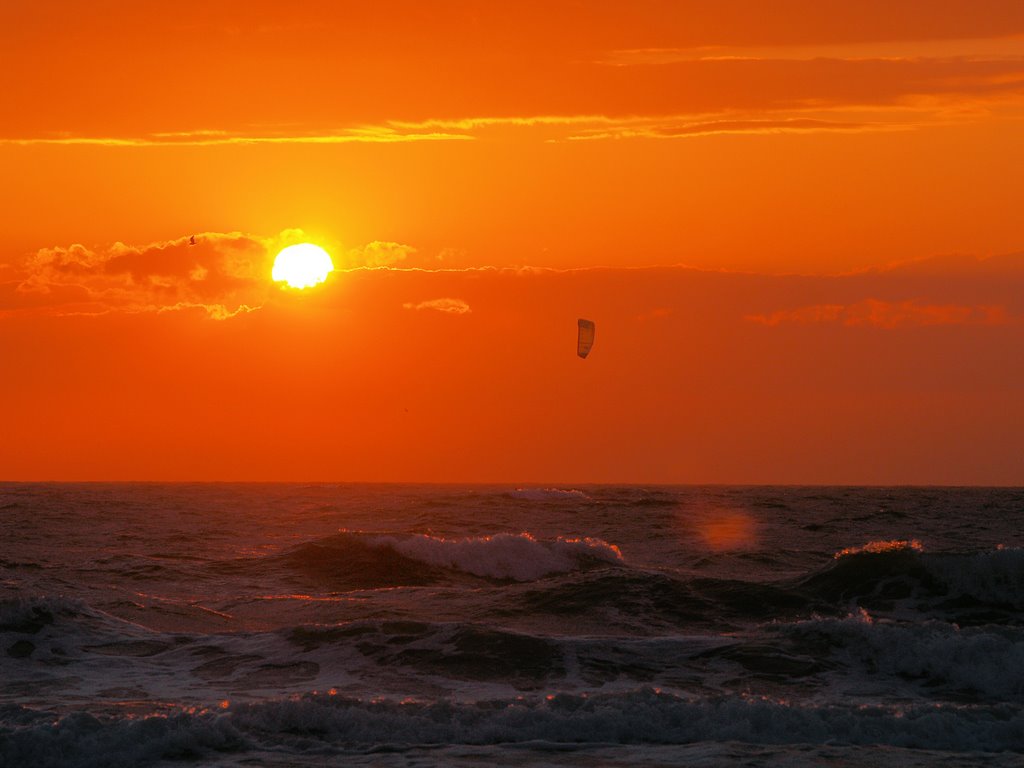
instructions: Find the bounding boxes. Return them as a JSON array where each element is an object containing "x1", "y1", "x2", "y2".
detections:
[
  {"x1": 783, "y1": 612, "x2": 1024, "y2": 701},
  {"x1": 4, "y1": 689, "x2": 1024, "y2": 768},
  {"x1": 369, "y1": 532, "x2": 623, "y2": 581},
  {"x1": 925, "y1": 547, "x2": 1024, "y2": 609}
]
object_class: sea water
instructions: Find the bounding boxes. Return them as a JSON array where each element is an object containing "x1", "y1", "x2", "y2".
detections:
[{"x1": 1, "y1": 483, "x2": 1023, "y2": 766}]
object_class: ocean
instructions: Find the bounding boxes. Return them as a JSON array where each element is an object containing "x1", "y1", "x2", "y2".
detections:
[{"x1": 1, "y1": 483, "x2": 1023, "y2": 767}]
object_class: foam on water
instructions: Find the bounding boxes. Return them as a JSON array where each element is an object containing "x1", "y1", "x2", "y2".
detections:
[
  {"x1": 779, "y1": 610, "x2": 1024, "y2": 701},
  {"x1": 925, "y1": 547, "x2": 1024, "y2": 610},
  {"x1": 370, "y1": 532, "x2": 623, "y2": 581},
  {"x1": 274, "y1": 530, "x2": 626, "y2": 589},
  {"x1": 4, "y1": 689, "x2": 1024, "y2": 768}
]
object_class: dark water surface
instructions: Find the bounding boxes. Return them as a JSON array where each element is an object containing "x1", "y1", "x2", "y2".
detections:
[{"x1": 2, "y1": 483, "x2": 1023, "y2": 766}]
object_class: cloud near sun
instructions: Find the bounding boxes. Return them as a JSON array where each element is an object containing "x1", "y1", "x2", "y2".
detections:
[
  {"x1": 4, "y1": 231, "x2": 438, "y2": 319},
  {"x1": 5, "y1": 229, "x2": 1022, "y2": 330},
  {"x1": 11, "y1": 233, "x2": 269, "y2": 319},
  {"x1": 403, "y1": 298, "x2": 472, "y2": 315}
]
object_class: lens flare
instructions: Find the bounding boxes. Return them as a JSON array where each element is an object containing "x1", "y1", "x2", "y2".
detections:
[{"x1": 688, "y1": 508, "x2": 759, "y2": 551}]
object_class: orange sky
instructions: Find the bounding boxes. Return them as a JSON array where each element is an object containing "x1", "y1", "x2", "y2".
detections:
[{"x1": 1, "y1": 1, "x2": 1022, "y2": 483}]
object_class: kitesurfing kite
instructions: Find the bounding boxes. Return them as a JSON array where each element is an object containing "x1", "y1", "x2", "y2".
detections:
[{"x1": 577, "y1": 318, "x2": 595, "y2": 359}]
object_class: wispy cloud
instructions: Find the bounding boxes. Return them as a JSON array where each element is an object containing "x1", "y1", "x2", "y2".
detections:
[
  {"x1": 747, "y1": 299, "x2": 1012, "y2": 328},
  {"x1": 565, "y1": 117, "x2": 893, "y2": 141},
  {"x1": 3, "y1": 83, "x2": 1014, "y2": 149},
  {"x1": 604, "y1": 35, "x2": 1024, "y2": 66},
  {"x1": 4, "y1": 231, "x2": 478, "y2": 319},
  {"x1": 0, "y1": 126, "x2": 473, "y2": 148},
  {"x1": 10, "y1": 232, "x2": 279, "y2": 319},
  {"x1": 345, "y1": 241, "x2": 420, "y2": 269},
  {"x1": 402, "y1": 298, "x2": 472, "y2": 314}
]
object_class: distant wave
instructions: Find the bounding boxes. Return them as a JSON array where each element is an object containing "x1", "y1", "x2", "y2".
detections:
[
  {"x1": 370, "y1": 532, "x2": 623, "y2": 581},
  {"x1": 507, "y1": 488, "x2": 591, "y2": 502},
  {"x1": 277, "y1": 531, "x2": 624, "y2": 587}
]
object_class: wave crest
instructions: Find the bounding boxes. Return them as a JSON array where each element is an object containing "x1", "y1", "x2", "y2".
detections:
[
  {"x1": 279, "y1": 531, "x2": 624, "y2": 587},
  {"x1": 805, "y1": 543, "x2": 1024, "y2": 616},
  {"x1": 507, "y1": 488, "x2": 590, "y2": 502},
  {"x1": 371, "y1": 532, "x2": 623, "y2": 581},
  {"x1": 835, "y1": 539, "x2": 923, "y2": 558}
]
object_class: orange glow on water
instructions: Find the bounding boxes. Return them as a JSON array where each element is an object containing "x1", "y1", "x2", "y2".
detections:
[{"x1": 693, "y1": 509, "x2": 759, "y2": 551}]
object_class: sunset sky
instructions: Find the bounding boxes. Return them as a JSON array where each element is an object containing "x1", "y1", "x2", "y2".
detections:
[{"x1": 2, "y1": 1, "x2": 1022, "y2": 483}]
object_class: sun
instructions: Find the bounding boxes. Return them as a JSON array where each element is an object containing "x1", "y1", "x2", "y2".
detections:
[{"x1": 272, "y1": 243, "x2": 334, "y2": 289}]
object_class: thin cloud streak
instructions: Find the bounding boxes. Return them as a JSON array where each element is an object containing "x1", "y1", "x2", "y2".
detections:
[
  {"x1": 402, "y1": 298, "x2": 472, "y2": 314},
  {"x1": 0, "y1": 128, "x2": 473, "y2": 148},
  {"x1": 747, "y1": 299, "x2": 1014, "y2": 328},
  {"x1": 605, "y1": 35, "x2": 1024, "y2": 66},
  {"x1": 562, "y1": 117, "x2": 899, "y2": 141},
  {"x1": 5, "y1": 85, "x2": 1018, "y2": 148}
]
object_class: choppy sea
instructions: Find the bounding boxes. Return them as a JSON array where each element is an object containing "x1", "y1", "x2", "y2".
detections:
[{"x1": 2, "y1": 483, "x2": 1023, "y2": 767}]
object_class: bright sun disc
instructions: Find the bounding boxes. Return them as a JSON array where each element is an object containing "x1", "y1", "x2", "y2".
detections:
[{"x1": 272, "y1": 243, "x2": 334, "y2": 289}]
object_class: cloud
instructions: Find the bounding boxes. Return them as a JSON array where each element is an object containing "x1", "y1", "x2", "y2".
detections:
[
  {"x1": 403, "y1": 298, "x2": 472, "y2": 314},
  {"x1": 604, "y1": 35, "x2": 1024, "y2": 66},
  {"x1": 565, "y1": 117, "x2": 890, "y2": 141},
  {"x1": 747, "y1": 299, "x2": 1012, "y2": 328},
  {"x1": 860, "y1": 251, "x2": 1024, "y2": 278},
  {"x1": 5, "y1": 232, "x2": 479, "y2": 320},
  {"x1": 156, "y1": 302, "x2": 262, "y2": 320},
  {"x1": 0, "y1": 127, "x2": 472, "y2": 147},
  {"x1": 346, "y1": 241, "x2": 419, "y2": 268},
  {"x1": 12, "y1": 232, "x2": 277, "y2": 319},
  {"x1": 384, "y1": 113, "x2": 903, "y2": 143}
]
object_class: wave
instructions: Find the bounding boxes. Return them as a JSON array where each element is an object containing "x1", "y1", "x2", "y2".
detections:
[
  {"x1": 278, "y1": 531, "x2": 624, "y2": 586},
  {"x1": 4, "y1": 689, "x2": 1023, "y2": 767},
  {"x1": 374, "y1": 532, "x2": 622, "y2": 581},
  {"x1": 800, "y1": 541, "x2": 1024, "y2": 621},
  {"x1": 0, "y1": 596, "x2": 96, "y2": 634},
  {"x1": 514, "y1": 570, "x2": 812, "y2": 633},
  {"x1": 778, "y1": 610, "x2": 1024, "y2": 702},
  {"x1": 506, "y1": 488, "x2": 591, "y2": 502},
  {"x1": 272, "y1": 534, "x2": 1024, "y2": 626}
]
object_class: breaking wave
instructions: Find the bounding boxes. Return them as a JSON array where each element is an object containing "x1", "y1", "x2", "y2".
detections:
[
  {"x1": 372, "y1": 532, "x2": 622, "y2": 581},
  {"x1": 4, "y1": 689, "x2": 1023, "y2": 767},
  {"x1": 280, "y1": 531, "x2": 623, "y2": 586},
  {"x1": 802, "y1": 541, "x2": 1024, "y2": 618},
  {"x1": 780, "y1": 610, "x2": 1024, "y2": 702}
]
